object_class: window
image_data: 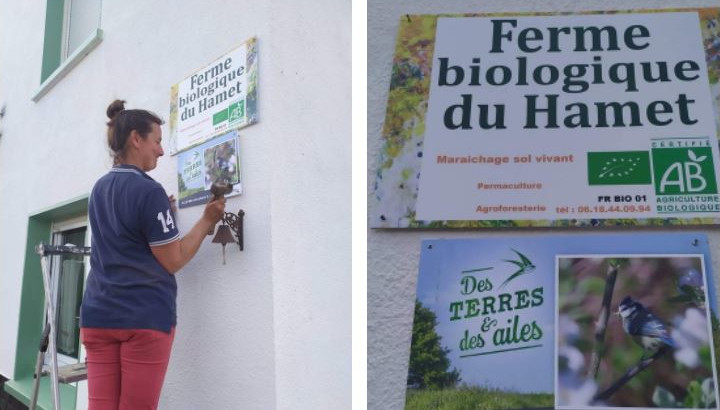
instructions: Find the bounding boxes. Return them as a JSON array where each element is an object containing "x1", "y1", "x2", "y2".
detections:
[
  {"x1": 44, "y1": 217, "x2": 89, "y2": 368},
  {"x1": 33, "y1": 0, "x2": 103, "y2": 101},
  {"x1": 63, "y1": 0, "x2": 102, "y2": 62}
]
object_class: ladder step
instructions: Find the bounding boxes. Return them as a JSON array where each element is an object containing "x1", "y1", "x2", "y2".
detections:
[
  {"x1": 35, "y1": 243, "x2": 91, "y2": 256},
  {"x1": 41, "y1": 362, "x2": 88, "y2": 384}
]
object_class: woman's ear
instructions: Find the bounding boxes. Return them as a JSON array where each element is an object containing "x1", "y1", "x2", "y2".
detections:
[{"x1": 129, "y1": 130, "x2": 142, "y2": 149}]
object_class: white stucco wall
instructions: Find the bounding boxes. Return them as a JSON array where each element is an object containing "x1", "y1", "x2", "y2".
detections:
[
  {"x1": 367, "y1": 1, "x2": 720, "y2": 409},
  {"x1": 267, "y1": 0, "x2": 352, "y2": 408},
  {"x1": 0, "y1": 1, "x2": 349, "y2": 409}
]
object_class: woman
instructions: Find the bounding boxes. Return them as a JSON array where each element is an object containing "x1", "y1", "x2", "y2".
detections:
[{"x1": 80, "y1": 100, "x2": 226, "y2": 410}]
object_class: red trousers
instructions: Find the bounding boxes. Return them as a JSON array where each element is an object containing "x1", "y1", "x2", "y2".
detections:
[{"x1": 81, "y1": 327, "x2": 175, "y2": 410}]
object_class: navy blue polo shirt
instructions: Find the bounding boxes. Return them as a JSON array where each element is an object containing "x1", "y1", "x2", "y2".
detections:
[{"x1": 81, "y1": 164, "x2": 180, "y2": 333}]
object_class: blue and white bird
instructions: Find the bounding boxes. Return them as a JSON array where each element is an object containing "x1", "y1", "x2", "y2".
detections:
[{"x1": 617, "y1": 296, "x2": 676, "y2": 358}]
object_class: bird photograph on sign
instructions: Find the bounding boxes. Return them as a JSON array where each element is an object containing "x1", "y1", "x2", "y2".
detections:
[{"x1": 557, "y1": 256, "x2": 719, "y2": 409}]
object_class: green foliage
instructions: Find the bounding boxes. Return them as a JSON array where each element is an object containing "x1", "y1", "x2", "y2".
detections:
[
  {"x1": 178, "y1": 187, "x2": 204, "y2": 200},
  {"x1": 607, "y1": 258, "x2": 629, "y2": 270},
  {"x1": 177, "y1": 173, "x2": 187, "y2": 192},
  {"x1": 701, "y1": 378, "x2": 717, "y2": 408},
  {"x1": 712, "y1": 312, "x2": 720, "y2": 378},
  {"x1": 652, "y1": 386, "x2": 681, "y2": 408},
  {"x1": 709, "y1": 69, "x2": 718, "y2": 85},
  {"x1": 578, "y1": 276, "x2": 606, "y2": 295},
  {"x1": 668, "y1": 285, "x2": 706, "y2": 306},
  {"x1": 408, "y1": 300, "x2": 461, "y2": 389},
  {"x1": 698, "y1": 345, "x2": 712, "y2": 370},
  {"x1": 405, "y1": 386, "x2": 553, "y2": 410},
  {"x1": 652, "y1": 378, "x2": 716, "y2": 409}
]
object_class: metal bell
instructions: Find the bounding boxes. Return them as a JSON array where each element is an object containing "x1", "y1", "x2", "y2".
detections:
[{"x1": 212, "y1": 224, "x2": 235, "y2": 264}]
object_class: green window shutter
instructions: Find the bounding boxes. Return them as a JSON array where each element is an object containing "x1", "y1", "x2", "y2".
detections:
[
  {"x1": 14, "y1": 217, "x2": 52, "y2": 380},
  {"x1": 41, "y1": 0, "x2": 65, "y2": 83}
]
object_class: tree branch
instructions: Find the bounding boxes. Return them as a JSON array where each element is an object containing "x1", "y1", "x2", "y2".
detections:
[
  {"x1": 592, "y1": 347, "x2": 669, "y2": 402},
  {"x1": 588, "y1": 263, "x2": 619, "y2": 379}
]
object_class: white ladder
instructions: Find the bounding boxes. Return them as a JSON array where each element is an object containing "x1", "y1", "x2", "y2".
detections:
[{"x1": 29, "y1": 243, "x2": 91, "y2": 410}]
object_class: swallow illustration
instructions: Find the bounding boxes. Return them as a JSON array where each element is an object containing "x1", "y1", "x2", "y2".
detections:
[{"x1": 499, "y1": 249, "x2": 536, "y2": 288}]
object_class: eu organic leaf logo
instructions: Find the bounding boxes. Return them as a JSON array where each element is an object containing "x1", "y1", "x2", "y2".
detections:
[
  {"x1": 587, "y1": 151, "x2": 652, "y2": 186},
  {"x1": 598, "y1": 156, "x2": 642, "y2": 179}
]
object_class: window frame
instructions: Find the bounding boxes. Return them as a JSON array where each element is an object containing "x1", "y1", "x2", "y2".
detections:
[
  {"x1": 59, "y1": 0, "x2": 73, "y2": 61},
  {"x1": 32, "y1": 0, "x2": 103, "y2": 102},
  {"x1": 43, "y1": 216, "x2": 89, "y2": 368}
]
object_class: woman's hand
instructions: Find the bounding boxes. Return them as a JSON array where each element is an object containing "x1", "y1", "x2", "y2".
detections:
[
  {"x1": 204, "y1": 197, "x2": 226, "y2": 225},
  {"x1": 168, "y1": 194, "x2": 178, "y2": 216}
]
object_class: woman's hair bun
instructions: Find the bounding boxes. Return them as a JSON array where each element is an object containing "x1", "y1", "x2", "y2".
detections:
[{"x1": 106, "y1": 99, "x2": 126, "y2": 120}]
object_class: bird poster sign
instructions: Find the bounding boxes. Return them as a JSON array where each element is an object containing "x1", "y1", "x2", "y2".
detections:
[
  {"x1": 372, "y1": 8, "x2": 720, "y2": 228},
  {"x1": 407, "y1": 233, "x2": 719, "y2": 409},
  {"x1": 176, "y1": 129, "x2": 242, "y2": 208}
]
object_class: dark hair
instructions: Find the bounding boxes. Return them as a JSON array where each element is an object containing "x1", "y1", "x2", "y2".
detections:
[{"x1": 106, "y1": 100, "x2": 164, "y2": 164}]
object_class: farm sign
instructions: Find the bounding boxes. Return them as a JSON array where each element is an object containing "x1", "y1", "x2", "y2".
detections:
[
  {"x1": 372, "y1": 9, "x2": 720, "y2": 228},
  {"x1": 169, "y1": 37, "x2": 258, "y2": 154}
]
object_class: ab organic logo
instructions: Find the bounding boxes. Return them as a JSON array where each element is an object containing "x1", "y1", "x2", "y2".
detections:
[
  {"x1": 652, "y1": 141, "x2": 720, "y2": 214},
  {"x1": 212, "y1": 101, "x2": 245, "y2": 127},
  {"x1": 652, "y1": 146, "x2": 717, "y2": 195},
  {"x1": 229, "y1": 100, "x2": 245, "y2": 124}
]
